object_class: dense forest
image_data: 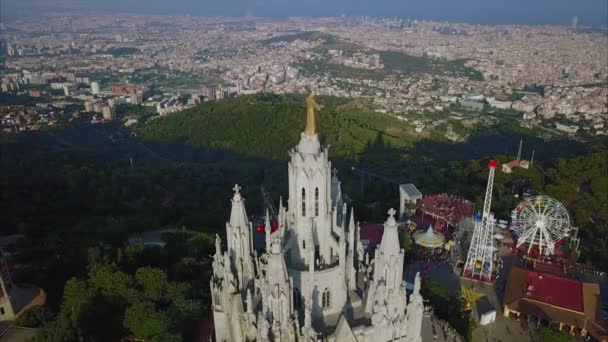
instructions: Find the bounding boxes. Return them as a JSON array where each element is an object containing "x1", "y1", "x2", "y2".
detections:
[{"x1": 1, "y1": 93, "x2": 606, "y2": 340}]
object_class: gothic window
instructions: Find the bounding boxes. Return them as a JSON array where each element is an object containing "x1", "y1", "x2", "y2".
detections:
[
  {"x1": 322, "y1": 288, "x2": 331, "y2": 309},
  {"x1": 314, "y1": 187, "x2": 319, "y2": 216},
  {"x1": 302, "y1": 188, "x2": 306, "y2": 217},
  {"x1": 294, "y1": 287, "x2": 301, "y2": 309},
  {"x1": 303, "y1": 240, "x2": 306, "y2": 250}
]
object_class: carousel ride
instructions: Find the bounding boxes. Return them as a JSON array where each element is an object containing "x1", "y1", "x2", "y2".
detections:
[{"x1": 414, "y1": 225, "x2": 446, "y2": 249}]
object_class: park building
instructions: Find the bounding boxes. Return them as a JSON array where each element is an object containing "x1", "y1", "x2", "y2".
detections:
[
  {"x1": 210, "y1": 92, "x2": 424, "y2": 341},
  {"x1": 399, "y1": 183, "x2": 422, "y2": 219},
  {"x1": 503, "y1": 266, "x2": 608, "y2": 341}
]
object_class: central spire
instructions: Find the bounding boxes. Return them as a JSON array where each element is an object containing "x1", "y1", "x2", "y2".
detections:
[{"x1": 305, "y1": 90, "x2": 321, "y2": 136}]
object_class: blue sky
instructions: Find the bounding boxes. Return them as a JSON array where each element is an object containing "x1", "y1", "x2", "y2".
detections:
[{"x1": 1, "y1": 0, "x2": 607, "y2": 26}]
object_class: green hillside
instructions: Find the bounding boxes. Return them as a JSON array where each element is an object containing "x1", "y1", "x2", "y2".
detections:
[{"x1": 138, "y1": 93, "x2": 416, "y2": 160}]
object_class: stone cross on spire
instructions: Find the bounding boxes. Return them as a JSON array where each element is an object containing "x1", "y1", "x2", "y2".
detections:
[
  {"x1": 386, "y1": 208, "x2": 397, "y2": 227},
  {"x1": 232, "y1": 184, "x2": 242, "y2": 202}
]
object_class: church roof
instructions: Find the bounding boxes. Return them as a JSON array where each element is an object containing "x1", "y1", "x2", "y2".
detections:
[{"x1": 399, "y1": 183, "x2": 422, "y2": 199}]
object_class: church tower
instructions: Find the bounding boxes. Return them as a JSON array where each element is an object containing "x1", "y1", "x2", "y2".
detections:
[
  {"x1": 260, "y1": 237, "x2": 299, "y2": 340},
  {"x1": 287, "y1": 91, "x2": 336, "y2": 268},
  {"x1": 372, "y1": 208, "x2": 404, "y2": 290},
  {"x1": 210, "y1": 93, "x2": 424, "y2": 342},
  {"x1": 225, "y1": 184, "x2": 255, "y2": 290}
]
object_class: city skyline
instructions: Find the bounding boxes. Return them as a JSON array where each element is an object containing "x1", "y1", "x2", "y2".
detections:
[{"x1": 1, "y1": 0, "x2": 607, "y2": 26}]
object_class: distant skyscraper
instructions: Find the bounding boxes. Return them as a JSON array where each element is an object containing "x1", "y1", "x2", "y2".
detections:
[
  {"x1": 91, "y1": 81, "x2": 100, "y2": 95},
  {"x1": 571, "y1": 16, "x2": 578, "y2": 28},
  {"x1": 6, "y1": 43, "x2": 14, "y2": 57}
]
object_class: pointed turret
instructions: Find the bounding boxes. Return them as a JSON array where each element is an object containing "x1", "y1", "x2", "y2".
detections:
[
  {"x1": 377, "y1": 208, "x2": 400, "y2": 256},
  {"x1": 246, "y1": 288, "x2": 253, "y2": 314},
  {"x1": 517, "y1": 138, "x2": 523, "y2": 161},
  {"x1": 278, "y1": 196, "x2": 285, "y2": 229},
  {"x1": 405, "y1": 272, "x2": 424, "y2": 342},
  {"x1": 265, "y1": 210, "x2": 271, "y2": 253},
  {"x1": 226, "y1": 184, "x2": 252, "y2": 270},
  {"x1": 225, "y1": 184, "x2": 255, "y2": 290},
  {"x1": 215, "y1": 234, "x2": 222, "y2": 257},
  {"x1": 347, "y1": 208, "x2": 357, "y2": 291},
  {"x1": 228, "y1": 184, "x2": 248, "y2": 228},
  {"x1": 373, "y1": 208, "x2": 404, "y2": 290},
  {"x1": 262, "y1": 238, "x2": 293, "y2": 326}
]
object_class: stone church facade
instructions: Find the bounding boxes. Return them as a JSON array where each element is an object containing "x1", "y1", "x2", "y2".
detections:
[{"x1": 210, "y1": 96, "x2": 424, "y2": 341}]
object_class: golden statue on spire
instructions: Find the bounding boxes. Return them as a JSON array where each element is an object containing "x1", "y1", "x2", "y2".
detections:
[{"x1": 305, "y1": 90, "x2": 322, "y2": 136}]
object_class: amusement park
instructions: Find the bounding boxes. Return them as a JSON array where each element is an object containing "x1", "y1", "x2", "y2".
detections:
[
  {"x1": 248, "y1": 155, "x2": 607, "y2": 342},
  {"x1": 397, "y1": 158, "x2": 606, "y2": 342}
]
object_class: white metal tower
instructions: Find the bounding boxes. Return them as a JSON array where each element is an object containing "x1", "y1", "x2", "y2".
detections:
[
  {"x1": 462, "y1": 159, "x2": 498, "y2": 282},
  {"x1": 517, "y1": 139, "x2": 522, "y2": 161}
]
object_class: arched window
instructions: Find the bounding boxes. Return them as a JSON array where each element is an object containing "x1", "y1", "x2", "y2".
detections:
[
  {"x1": 314, "y1": 187, "x2": 319, "y2": 216},
  {"x1": 322, "y1": 288, "x2": 331, "y2": 309},
  {"x1": 301, "y1": 188, "x2": 306, "y2": 217},
  {"x1": 302, "y1": 239, "x2": 306, "y2": 250},
  {"x1": 294, "y1": 287, "x2": 301, "y2": 309}
]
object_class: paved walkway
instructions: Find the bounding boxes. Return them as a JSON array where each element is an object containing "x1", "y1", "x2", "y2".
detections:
[
  {"x1": 472, "y1": 315, "x2": 538, "y2": 342},
  {"x1": 422, "y1": 313, "x2": 461, "y2": 342}
]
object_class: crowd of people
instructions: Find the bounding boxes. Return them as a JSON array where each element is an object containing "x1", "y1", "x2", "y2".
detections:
[{"x1": 411, "y1": 243, "x2": 451, "y2": 263}]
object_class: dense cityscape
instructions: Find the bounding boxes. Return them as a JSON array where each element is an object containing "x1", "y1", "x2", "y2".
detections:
[
  {"x1": 1, "y1": 15, "x2": 607, "y2": 138},
  {"x1": 0, "y1": 3, "x2": 607, "y2": 342}
]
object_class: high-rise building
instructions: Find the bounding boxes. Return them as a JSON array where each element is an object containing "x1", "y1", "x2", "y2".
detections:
[
  {"x1": 571, "y1": 16, "x2": 579, "y2": 28},
  {"x1": 6, "y1": 43, "x2": 14, "y2": 57},
  {"x1": 91, "y1": 81, "x2": 100, "y2": 95}
]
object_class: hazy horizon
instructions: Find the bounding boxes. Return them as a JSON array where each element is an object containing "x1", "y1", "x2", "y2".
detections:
[{"x1": 1, "y1": 0, "x2": 607, "y2": 27}]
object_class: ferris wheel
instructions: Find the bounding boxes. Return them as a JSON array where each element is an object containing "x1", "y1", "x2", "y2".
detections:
[{"x1": 511, "y1": 196, "x2": 571, "y2": 255}]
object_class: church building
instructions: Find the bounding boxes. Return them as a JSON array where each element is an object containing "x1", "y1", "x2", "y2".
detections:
[{"x1": 210, "y1": 92, "x2": 424, "y2": 341}]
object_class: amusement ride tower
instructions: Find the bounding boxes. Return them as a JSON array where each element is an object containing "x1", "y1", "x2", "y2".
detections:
[{"x1": 462, "y1": 159, "x2": 498, "y2": 282}]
